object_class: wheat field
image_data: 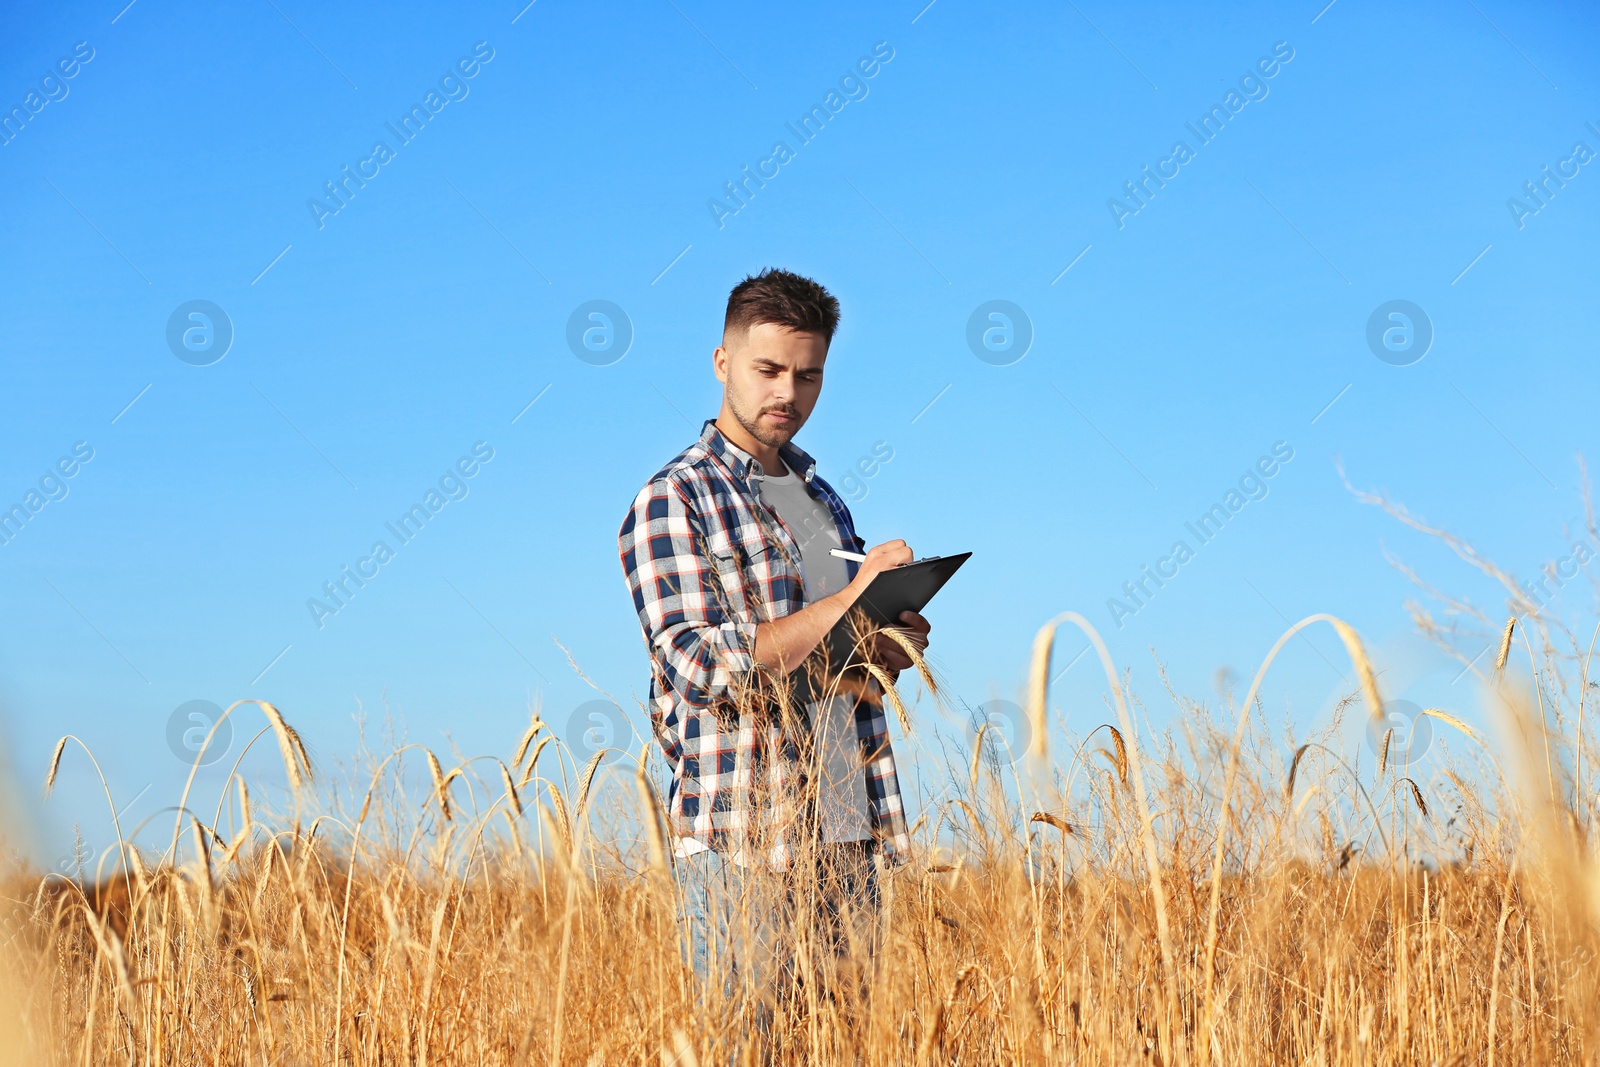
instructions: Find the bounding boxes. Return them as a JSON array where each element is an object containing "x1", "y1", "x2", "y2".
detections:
[{"x1": 4, "y1": 515, "x2": 1599, "y2": 1065}]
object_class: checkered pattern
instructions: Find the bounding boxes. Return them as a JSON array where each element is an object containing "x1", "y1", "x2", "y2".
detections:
[{"x1": 619, "y1": 421, "x2": 911, "y2": 866}]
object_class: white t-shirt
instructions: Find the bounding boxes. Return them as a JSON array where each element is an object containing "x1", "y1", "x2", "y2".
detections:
[
  {"x1": 755, "y1": 465, "x2": 871, "y2": 844},
  {"x1": 755, "y1": 466, "x2": 849, "y2": 598}
]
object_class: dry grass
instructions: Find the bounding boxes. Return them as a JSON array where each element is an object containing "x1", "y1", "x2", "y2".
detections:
[{"x1": 5, "y1": 525, "x2": 1600, "y2": 1064}]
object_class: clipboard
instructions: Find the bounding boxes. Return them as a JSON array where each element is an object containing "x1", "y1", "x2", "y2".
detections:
[{"x1": 821, "y1": 552, "x2": 971, "y2": 667}]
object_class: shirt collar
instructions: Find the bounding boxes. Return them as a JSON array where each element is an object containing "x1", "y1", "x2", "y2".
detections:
[{"x1": 699, "y1": 419, "x2": 818, "y2": 484}]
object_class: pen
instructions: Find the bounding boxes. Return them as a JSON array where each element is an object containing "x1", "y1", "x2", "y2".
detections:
[{"x1": 829, "y1": 548, "x2": 868, "y2": 562}]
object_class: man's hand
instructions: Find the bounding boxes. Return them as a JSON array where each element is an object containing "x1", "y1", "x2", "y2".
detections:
[
  {"x1": 850, "y1": 539, "x2": 913, "y2": 588},
  {"x1": 866, "y1": 610, "x2": 931, "y2": 674},
  {"x1": 848, "y1": 543, "x2": 928, "y2": 674}
]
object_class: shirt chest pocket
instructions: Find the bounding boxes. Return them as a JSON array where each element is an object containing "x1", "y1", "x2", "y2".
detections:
[{"x1": 707, "y1": 535, "x2": 797, "y2": 621}]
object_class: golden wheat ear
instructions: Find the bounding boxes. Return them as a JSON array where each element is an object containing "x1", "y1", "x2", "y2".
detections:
[
  {"x1": 547, "y1": 786, "x2": 573, "y2": 853},
  {"x1": 876, "y1": 625, "x2": 937, "y2": 694},
  {"x1": 575, "y1": 750, "x2": 605, "y2": 817},
  {"x1": 1422, "y1": 707, "x2": 1481, "y2": 745},
  {"x1": 1328, "y1": 619, "x2": 1384, "y2": 728},
  {"x1": 1286, "y1": 743, "x2": 1310, "y2": 800},
  {"x1": 634, "y1": 760, "x2": 670, "y2": 878},
  {"x1": 1030, "y1": 811, "x2": 1073, "y2": 833},
  {"x1": 44, "y1": 736, "x2": 67, "y2": 796},
  {"x1": 860, "y1": 663, "x2": 911, "y2": 732},
  {"x1": 968, "y1": 722, "x2": 989, "y2": 789},
  {"x1": 1400, "y1": 778, "x2": 1429, "y2": 818},
  {"x1": 258, "y1": 701, "x2": 311, "y2": 789},
  {"x1": 424, "y1": 749, "x2": 453, "y2": 821},
  {"x1": 512, "y1": 712, "x2": 546, "y2": 769},
  {"x1": 1024, "y1": 622, "x2": 1055, "y2": 761},
  {"x1": 1106, "y1": 726, "x2": 1129, "y2": 789},
  {"x1": 498, "y1": 761, "x2": 523, "y2": 816},
  {"x1": 1494, "y1": 617, "x2": 1516, "y2": 673}
]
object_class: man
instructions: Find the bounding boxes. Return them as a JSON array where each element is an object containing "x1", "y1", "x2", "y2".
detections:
[{"x1": 617, "y1": 268, "x2": 930, "y2": 1017}]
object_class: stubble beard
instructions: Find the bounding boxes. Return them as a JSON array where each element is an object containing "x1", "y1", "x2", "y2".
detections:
[{"x1": 729, "y1": 389, "x2": 802, "y2": 450}]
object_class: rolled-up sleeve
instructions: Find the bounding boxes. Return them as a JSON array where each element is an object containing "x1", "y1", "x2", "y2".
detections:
[{"x1": 619, "y1": 478, "x2": 758, "y2": 708}]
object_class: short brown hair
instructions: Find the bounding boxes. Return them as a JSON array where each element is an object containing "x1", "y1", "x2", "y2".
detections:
[{"x1": 723, "y1": 268, "x2": 841, "y2": 345}]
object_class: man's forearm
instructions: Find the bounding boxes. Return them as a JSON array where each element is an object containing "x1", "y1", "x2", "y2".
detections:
[
  {"x1": 752, "y1": 586, "x2": 858, "y2": 673},
  {"x1": 750, "y1": 539, "x2": 915, "y2": 675}
]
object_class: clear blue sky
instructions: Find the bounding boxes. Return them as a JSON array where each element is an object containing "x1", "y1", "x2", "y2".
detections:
[{"x1": 3, "y1": 0, "x2": 1596, "y2": 866}]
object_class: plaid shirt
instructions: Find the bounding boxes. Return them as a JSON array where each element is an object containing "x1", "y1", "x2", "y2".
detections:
[{"x1": 618, "y1": 421, "x2": 911, "y2": 867}]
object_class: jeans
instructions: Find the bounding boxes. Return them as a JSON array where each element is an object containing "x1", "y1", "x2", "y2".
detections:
[{"x1": 674, "y1": 841, "x2": 882, "y2": 1015}]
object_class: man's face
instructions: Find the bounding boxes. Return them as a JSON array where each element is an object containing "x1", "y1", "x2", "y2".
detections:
[{"x1": 713, "y1": 322, "x2": 828, "y2": 451}]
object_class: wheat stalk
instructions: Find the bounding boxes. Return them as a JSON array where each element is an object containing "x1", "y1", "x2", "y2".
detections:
[
  {"x1": 260, "y1": 701, "x2": 312, "y2": 790},
  {"x1": 1024, "y1": 622, "x2": 1055, "y2": 760},
  {"x1": 44, "y1": 737, "x2": 67, "y2": 797},
  {"x1": 518, "y1": 737, "x2": 552, "y2": 788},
  {"x1": 547, "y1": 787, "x2": 573, "y2": 854},
  {"x1": 1030, "y1": 811, "x2": 1073, "y2": 833},
  {"x1": 1329, "y1": 618, "x2": 1385, "y2": 726},
  {"x1": 222, "y1": 778, "x2": 254, "y2": 865},
  {"x1": 498, "y1": 762, "x2": 523, "y2": 817},
  {"x1": 425, "y1": 750, "x2": 454, "y2": 821},
  {"x1": 513, "y1": 713, "x2": 546, "y2": 770},
  {"x1": 1495, "y1": 617, "x2": 1517, "y2": 673},
  {"x1": 1286, "y1": 743, "x2": 1310, "y2": 800},
  {"x1": 81, "y1": 906, "x2": 137, "y2": 1011},
  {"x1": 1422, "y1": 707, "x2": 1482, "y2": 745},
  {"x1": 969, "y1": 722, "x2": 990, "y2": 790},
  {"x1": 917, "y1": 963, "x2": 982, "y2": 1059},
  {"x1": 238, "y1": 776, "x2": 253, "y2": 833},
  {"x1": 1401, "y1": 777, "x2": 1429, "y2": 818},
  {"x1": 1106, "y1": 726, "x2": 1129, "y2": 789},
  {"x1": 575, "y1": 750, "x2": 605, "y2": 818},
  {"x1": 634, "y1": 759, "x2": 671, "y2": 878},
  {"x1": 859, "y1": 663, "x2": 911, "y2": 732}
]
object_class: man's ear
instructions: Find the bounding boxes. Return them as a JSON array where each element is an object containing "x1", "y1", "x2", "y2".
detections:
[{"x1": 712, "y1": 344, "x2": 730, "y2": 384}]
